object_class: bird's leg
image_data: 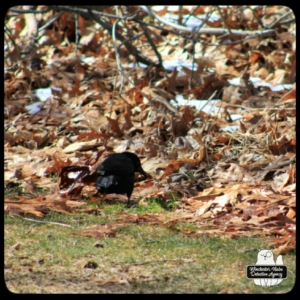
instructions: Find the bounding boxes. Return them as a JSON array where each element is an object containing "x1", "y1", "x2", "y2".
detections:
[
  {"x1": 99, "y1": 193, "x2": 106, "y2": 206},
  {"x1": 127, "y1": 198, "x2": 138, "y2": 208}
]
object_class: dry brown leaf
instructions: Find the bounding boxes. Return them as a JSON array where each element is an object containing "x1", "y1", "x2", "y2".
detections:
[
  {"x1": 73, "y1": 224, "x2": 116, "y2": 238},
  {"x1": 4, "y1": 6, "x2": 295, "y2": 246},
  {"x1": 4, "y1": 194, "x2": 73, "y2": 217},
  {"x1": 106, "y1": 116, "x2": 123, "y2": 137}
]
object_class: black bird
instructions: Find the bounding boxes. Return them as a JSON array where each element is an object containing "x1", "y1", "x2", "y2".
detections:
[{"x1": 95, "y1": 152, "x2": 147, "y2": 204}]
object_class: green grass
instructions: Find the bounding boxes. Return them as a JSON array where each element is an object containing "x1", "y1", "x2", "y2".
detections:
[
  {"x1": 4, "y1": 207, "x2": 296, "y2": 294},
  {"x1": 97, "y1": 196, "x2": 179, "y2": 214}
]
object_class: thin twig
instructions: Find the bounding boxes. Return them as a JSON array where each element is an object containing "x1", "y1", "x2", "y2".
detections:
[
  {"x1": 9, "y1": 7, "x2": 51, "y2": 14},
  {"x1": 4, "y1": 25, "x2": 17, "y2": 48},
  {"x1": 48, "y1": 5, "x2": 277, "y2": 41},
  {"x1": 268, "y1": 9, "x2": 294, "y2": 29},
  {"x1": 140, "y1": 22, "x2": 163, "y2": 66},
  {"x1": 133, "y1": 18, "x2": 275, "y2": 47},
  {"x1": 87, "y1": 9, "x2": 156, "y2": 67},
  {"x1": 217, "y1": 6, "x2": 233, "y2": 36},
  {"x1": 38, "y1": 12, "x2": 64, "y2": 32},
  {"x1": 112, "y1": 7, "x2": 125, "y2": 93},
  {"x1": 140, "y1": 5, "x2": 276, "y2": 38},
  {"x1": 75, "y1": 13, "x2": 79, "y2": 56},
  {"x1": 189, "y1": 39, "x2": 195, "y2": 90},
  {"x1": 22, "y1": 217, "x2": 72, "y2": 227},
  {"x1": 27, "y1": 5, "x2": 279, "y2": 49},
  {"x1": 188, "y1": 10, "x2": 213, "y2": 89}
]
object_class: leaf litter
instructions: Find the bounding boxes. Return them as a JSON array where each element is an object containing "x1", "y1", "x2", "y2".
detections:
[{"x1": 4, "y1": 5, "x2": 295, "y2": 255}]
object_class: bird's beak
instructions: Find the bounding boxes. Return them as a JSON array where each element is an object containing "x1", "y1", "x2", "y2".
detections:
[{"x1": 138, "y1": 167, "x2": 148, "y2": 179}]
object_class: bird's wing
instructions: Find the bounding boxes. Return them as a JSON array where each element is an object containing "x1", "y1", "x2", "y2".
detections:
[
  {"x1": 97, "y1": 155, "x2": 135, "y2": 176},
  {"x1": 96, "y1": 175, "x2": 120, "y2": 188}
]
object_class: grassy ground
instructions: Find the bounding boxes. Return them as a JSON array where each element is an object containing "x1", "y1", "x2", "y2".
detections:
[{"x1": 4, "y1": 200, "x2": 296, "y2": 294}]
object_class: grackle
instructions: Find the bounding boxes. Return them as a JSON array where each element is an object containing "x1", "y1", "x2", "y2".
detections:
[{"x1": 95, "y1": 152, "x2": 147, "y2": 204}]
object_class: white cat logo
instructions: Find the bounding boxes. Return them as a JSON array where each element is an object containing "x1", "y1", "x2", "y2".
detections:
[{"x1": 254, "y1": 249, "x2": 284, "y2": 287}]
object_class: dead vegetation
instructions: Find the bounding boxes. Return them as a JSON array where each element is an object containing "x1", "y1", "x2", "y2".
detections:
[{"x1": 4, "y1": 5, "x2": 296, "y2": 293}]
